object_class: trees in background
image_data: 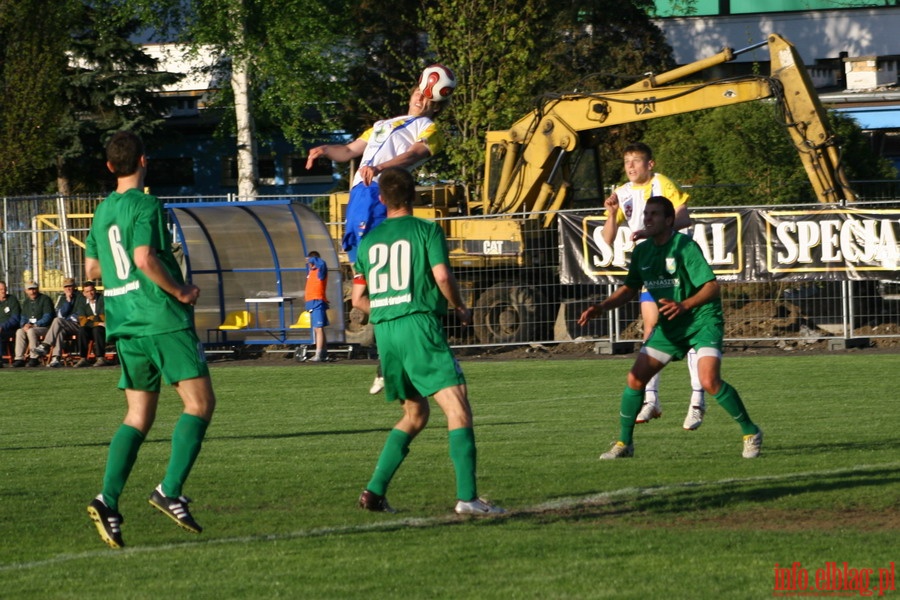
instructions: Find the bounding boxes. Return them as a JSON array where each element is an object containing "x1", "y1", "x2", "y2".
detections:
[
  {"x1": 642, "y1": 102, "x2": 895, "y2": 206},
  {"x1": 0, "y1": 0, "x2": 181, "y2": 195},
  {"x1": 0, "y1": 0, "x2": 69, "y2": 195},
  {"x1": 0, "y1": 0, "x2": 891, "y2": 201},
  {"x1": 122, "y1": 0, "x2": 355, "y2": 199},
  {"x1": 57, "y1": 4, "x2": 182, "y2": 194}
]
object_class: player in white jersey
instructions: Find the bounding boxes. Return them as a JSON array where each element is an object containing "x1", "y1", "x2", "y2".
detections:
[
  {"x1": 306, "y1": 81, "x2": 453, "y2": 396},
  {"x1": 601, "y1": 142, "x2": 706, "y2": 431}
]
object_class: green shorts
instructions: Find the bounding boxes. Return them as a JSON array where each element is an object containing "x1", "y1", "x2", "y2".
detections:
[
  {"x1": 116, "y1": 328, "x2": 209, "y2": 392},
  {"x1": 373, "y1": 312, "x2": 465, "y2": 402},
  {"x1": 643, "y1": 319, "x2": 724, "y2": 365}
]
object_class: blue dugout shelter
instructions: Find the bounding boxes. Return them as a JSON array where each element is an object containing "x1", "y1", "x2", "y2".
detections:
[{"x1": 166, "y1": 199, "x2": 344, "y2": 346}]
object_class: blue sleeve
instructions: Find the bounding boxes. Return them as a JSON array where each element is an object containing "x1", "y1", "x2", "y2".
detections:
[{"x1": 314, "y1": 258, "x2": 327, "y2": 280}]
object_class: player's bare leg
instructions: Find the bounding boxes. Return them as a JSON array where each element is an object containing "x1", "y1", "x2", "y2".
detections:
[
  {"x1": 433, "y1": 385, "x2": 504, "y2": 514},
  {"x1": 695, "y1": 352, "x2": 762, "y2": 457},
  {"x1": 601, "y1": 351, "x2": 665, "y2": 459},
  {"x1": 636, "y1": 300, "x2": 662, "y2": 423}
]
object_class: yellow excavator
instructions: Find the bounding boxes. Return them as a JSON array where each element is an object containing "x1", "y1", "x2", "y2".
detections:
[{"x1": 331, "y1": 34, "x2": 856, "y2": 345}]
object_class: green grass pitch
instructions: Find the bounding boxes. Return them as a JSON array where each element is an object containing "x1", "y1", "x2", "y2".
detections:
[{"x1": 1, "y1": 353, "x2": 898, "y2": 598}]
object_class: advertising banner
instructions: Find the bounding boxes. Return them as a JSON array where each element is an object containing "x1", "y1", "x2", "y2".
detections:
[{"x1": 559, "y1": 208, "x2": 900, "y2": 284}]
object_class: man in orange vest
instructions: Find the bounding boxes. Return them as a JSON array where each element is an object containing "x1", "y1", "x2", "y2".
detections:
[{"x1": 305, "y1": 251, "x2": 331, "y2": 362}]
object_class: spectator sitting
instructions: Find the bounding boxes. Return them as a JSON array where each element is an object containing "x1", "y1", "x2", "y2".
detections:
[
  {"x1": 34, "y1": 277, "x2": 82, "y2": 368},
  {"x1": 0, "y1": 281, "x2": 21, "y2": 366},
  {"x1": 13, "y1": 281, "x2": 54, "y2": 367},
  {"x1": 73, "y1": 280, "x2": 107, "y2": 367}
]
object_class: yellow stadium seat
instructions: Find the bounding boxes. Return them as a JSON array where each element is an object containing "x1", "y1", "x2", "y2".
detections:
[
  {"x1": 218, "y1": 310, "x2": 254, "y2": 330},
  {"x1": 289, "y1": 310, "x2": 311, "y2": 329}
]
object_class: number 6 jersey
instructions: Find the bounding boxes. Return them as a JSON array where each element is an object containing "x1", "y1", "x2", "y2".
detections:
[{"x1": 85, "y1": 188, "x2": 193, "y2": 340}]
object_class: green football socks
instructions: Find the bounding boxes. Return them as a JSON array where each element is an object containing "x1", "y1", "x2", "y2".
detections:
[
  {"x1": 161, "y1": 413, "x2": 210, "y2": 498},
  {"x1": 713, "y1": 380, "x2": 758, "y2": 436},
  {"x1": 618, "y1": 385, "x2": 644, "y2": 445},
  {"x1": 367, "y1": 428, "x2": 412, "y2": 496},
  {"x1": 449, "y1": 427, "x2": 478, "y2": 502},
  {"x1": 101, "y1": 424, "x2": 145, "y2": 511}
]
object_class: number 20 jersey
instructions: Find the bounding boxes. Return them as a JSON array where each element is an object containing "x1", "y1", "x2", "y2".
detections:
[
  {"x1": 353, "y1": 215, "x2": 449, "y2": 324},
  {"x1": 85, "y1": 188, "x2": 193, "y2": 340}
]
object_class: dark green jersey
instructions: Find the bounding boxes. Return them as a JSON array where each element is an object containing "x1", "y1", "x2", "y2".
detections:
[
  {"x1": 353, "y1": 215, "x2": 449, "y2": 324},
  {"x1": 0, "y1": 294, "x2": 20, "y2": 330},
  {"x1": 85, "y1": 188, "x2": 192, "y2": 340},
  {"x1": 624, "y1": 232, "x2": 723, "y2": 337}
]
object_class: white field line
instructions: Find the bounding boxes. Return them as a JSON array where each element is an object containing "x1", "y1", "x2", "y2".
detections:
[{"x1": 3, "y1": 461, "x2": 897, "y2": 573}]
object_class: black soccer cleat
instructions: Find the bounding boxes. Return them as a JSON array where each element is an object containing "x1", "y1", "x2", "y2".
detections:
[
  {"x1": 358, "y1": 489, "x2": 397, "y2": 513},
  {"x1": 148, "y1": 485, "x2": 203, "y2": 533},
  {"x1": 87, "y1": 495, "x2": 125, "y2": 549}
]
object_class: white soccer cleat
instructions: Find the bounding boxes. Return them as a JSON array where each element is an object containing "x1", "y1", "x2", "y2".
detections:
[
  {"x1": 635, "y1": 402, "x2": 662, "y2": 424},
  {"x1": 599, "y1": 441, "x2": 634, "y2": 460},
  {"x1": 742, "y1": 429, "x2": 763, "y2": 458},
  {"x1": 454, "y1": 498, "x2": 505, "y2": 515},
  {"x1": 369, "y1": 376, "x2": 385, "y2": 395},
  {"x1": 682, "y1": 404, "x2": 706, "y2": 431}
]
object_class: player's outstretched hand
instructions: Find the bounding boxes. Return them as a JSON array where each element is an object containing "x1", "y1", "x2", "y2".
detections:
[{"x1": 577, "y1": 305, "x2": 598, "y2": 326}]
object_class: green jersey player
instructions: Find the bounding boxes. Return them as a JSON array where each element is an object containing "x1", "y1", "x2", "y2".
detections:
[
  {"x1": 579, "y1": 196, "x2": 762, "y2": 459},
  {"x1": 85, "y1": 131, "x2": 217, "y2": 548},
  {"x1": 351, "y1": 167, "x2": 503, "y2": 515}
]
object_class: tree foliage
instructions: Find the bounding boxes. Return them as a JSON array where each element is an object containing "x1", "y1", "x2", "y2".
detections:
[
  {"x1": 421, "y1": 0, "x2": 676, "y2": 187},
  {"x1": 641, "y1": 101, "x2": 894, "y2": 206},
  {"x1": 343, "y1": 0, "x2": 427, "y2": 134},
  {"x1": 421, "y1": 0, "x2": 557, "y2": 184},
  {"x1": 0, "y1": 0, "x2": 186, "y2": 195},
  {"x1": 57, "y1": 3, "x2": 182, "y2": 193},
  {"x1": 0, "y1": 0, "x2": 69, "y2": 195},
  {"x1": 543, "y1": 0, "x2": 676, "y2": 191}
]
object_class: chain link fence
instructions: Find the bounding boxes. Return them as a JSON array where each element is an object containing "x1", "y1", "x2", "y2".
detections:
[{"x1": 2, "y1": 193, "x2": 898, "y2": 351}]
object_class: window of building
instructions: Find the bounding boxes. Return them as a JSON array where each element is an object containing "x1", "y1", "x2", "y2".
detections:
[
  {"x1": 145, "y1": 157, "x2": 195, "y2": 187},
  {"x1": 222, "y1": 156, "x2": 278, "y2": 186},
  {"x1": 285, "y1": 154, "x2": 334, "y2": 184}
]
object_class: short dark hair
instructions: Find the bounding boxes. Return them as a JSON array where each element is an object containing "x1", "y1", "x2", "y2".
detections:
[
  {"x1": 106, "y1": 131, "x2": 144, "y2": 176},
  {"x1": 647, "y1": 195, "x2": 675, "y2": 220},
  {"x1": 623, "y1": 142, "x2": 653, "y2": 161},
  {"x1": 378, "y1": 167, "x2": 416, "y2": 210},
  {"x1": 82, "y1": 280, "x2": 96, "y2": 289},
  {"x1": 307, "y1": 250, "x2": 320, "y2": 259}
]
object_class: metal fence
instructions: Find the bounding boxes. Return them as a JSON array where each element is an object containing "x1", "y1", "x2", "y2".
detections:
[{"x1": 2, "y1": 192, "x2": 898, "y2": 351}]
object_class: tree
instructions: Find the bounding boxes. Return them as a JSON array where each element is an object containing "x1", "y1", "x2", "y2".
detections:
[
  {"x1": 0, "y1": 0, "x2": 185, "y2": 195},
  {"x1": 642, "y1": 101, "x2": 894, "y2": 205},
  {"x1": 422, "y1": 0, "x2": 558, "y2": 185},
  {"x1": 0, "y1": 0, "x2": 69, "y2": 195},
  {"x1": 56, "y1": 3, "x2": 182, "y2": 194},
  {"x1": 543, "y1": 0, "x2": 676, "y2": 190},
  {"x1": 343, "y1": 0, "x2": 427, "y2": 134},
  {"x1": 126, "y1": 0, "x2": 355, "y2": 199},
  {"x1": 421, "y1": 0, "x2": 677, "y2": 190}
]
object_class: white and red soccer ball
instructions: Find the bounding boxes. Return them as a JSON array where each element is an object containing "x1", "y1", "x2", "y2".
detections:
[{"x1": 418, "y1": 64, "x2": 457, "y2": 102}]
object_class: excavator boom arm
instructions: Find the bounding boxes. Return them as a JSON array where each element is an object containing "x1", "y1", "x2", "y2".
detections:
[{"x1": 483, "y1": 34, "x2": 855, "y2": 218}]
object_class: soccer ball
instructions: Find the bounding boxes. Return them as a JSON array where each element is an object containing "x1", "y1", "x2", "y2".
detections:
[{"x1": 418, "y1": 64, "x2": 457, "y2": 102}]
